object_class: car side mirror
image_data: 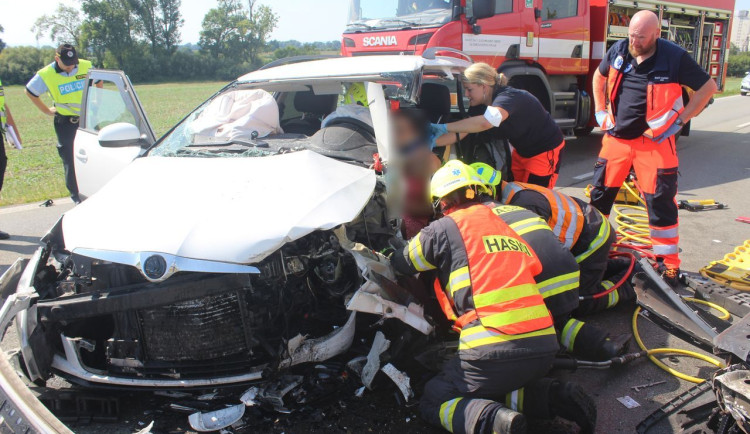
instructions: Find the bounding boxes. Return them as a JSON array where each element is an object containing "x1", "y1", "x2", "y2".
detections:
[
  {"x1": 472, "y1": 0, "x2": 495, "y2": 20},
  {"x1": 98, "y1": 123, "x2": 146, "y2": 148}
]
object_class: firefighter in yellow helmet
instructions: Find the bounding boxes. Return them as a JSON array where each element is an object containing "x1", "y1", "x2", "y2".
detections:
[
  {"x1": 390, "y1": 160, "x2": 596, "y2": 434},
  {"x1": 471, "y1": 162, "x2": 631, "y2": 361}
]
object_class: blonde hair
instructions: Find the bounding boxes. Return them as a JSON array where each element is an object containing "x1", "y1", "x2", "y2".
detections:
[{"x1": 462, "y1": 62, "x2": 508, "y2": 87}]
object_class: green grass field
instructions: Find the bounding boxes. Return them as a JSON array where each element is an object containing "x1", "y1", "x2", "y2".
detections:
[
  {"x1": 1, "y1": 81, "x2": 224, "y2": 206},
  {"x1": 721, "y1": 76, "x2": 745, "y2": 97}
]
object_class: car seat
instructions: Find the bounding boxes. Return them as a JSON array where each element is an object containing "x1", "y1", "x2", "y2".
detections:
[
  {"x1": 417, "y1": 83, "x2": 452, "y2": 124},
  {"x1": 281, "y1": 91, "x2": 337, "y2": 136}
]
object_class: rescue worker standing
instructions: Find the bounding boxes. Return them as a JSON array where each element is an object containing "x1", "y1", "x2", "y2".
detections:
[
  {"x1": 1, "y1": 77, "x2": 22, "y2": 240},
  {"x1": 472, "y1": 163, "x2": 630, "y2": 360},
  {"x1": 431, "y1": 63, "x2": 566, "y2": 188},
  {"x1": 590, "y1": 10, "x2": 717, "y2": 284},
  {"x1": 391, "y1": 160, "x2": 595, "y2": 434},
  {"x1": 25, "y1": 44, "x2": 92, "y2": 204}
]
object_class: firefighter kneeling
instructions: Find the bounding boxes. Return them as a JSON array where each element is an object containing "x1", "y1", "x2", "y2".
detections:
[{"x1": 391, "y1": 161, "x2": 596, "y2": 434}]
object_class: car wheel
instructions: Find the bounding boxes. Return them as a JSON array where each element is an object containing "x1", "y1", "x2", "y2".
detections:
[{"x1": 742, "y1": 91, "x2": 748, "y2": 96}]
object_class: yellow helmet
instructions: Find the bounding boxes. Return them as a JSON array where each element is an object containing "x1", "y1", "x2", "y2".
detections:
[
  {"x1": 430, "y1": 160, "x2": 489, "y2": 201},
  {"x1": 470, "y1": 162, "x2": 502, "y2": 196},
  {"x1": 343, "y1": 83, "x2": 369, "y2": 107}
]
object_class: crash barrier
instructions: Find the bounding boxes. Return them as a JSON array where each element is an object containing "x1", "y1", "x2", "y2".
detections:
[{"x1": 700, "y1": 240, "x2": 750, "y2": 291}]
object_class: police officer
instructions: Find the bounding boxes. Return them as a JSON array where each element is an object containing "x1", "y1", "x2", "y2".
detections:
[
  {"x1": 471, "y1": 163, "x2": 630, "y2": 361},
  {"x1": 391, "y1": 160, "x2": 595, "y2": 434},
  {"x1": 590, "y1": 11, "x2": 717, "y2": 284},
  {"x1": 25, "y1": 44, "x2": 92, "y2": 204},
  {"x1": 1, "y1": 77, "x2": 22, "y2": 239}
]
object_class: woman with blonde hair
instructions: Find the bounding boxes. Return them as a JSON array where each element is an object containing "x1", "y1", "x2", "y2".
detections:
[{"x1": 432, "y1": 62, "x2": 566, "y2": 188}]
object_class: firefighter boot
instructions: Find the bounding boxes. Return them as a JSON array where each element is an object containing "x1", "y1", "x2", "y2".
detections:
[
  {"x1": 560, "y1": 319, "x2": 631, "y2": 361},
  {"x1": 491, "y1": 407, "x2": 527, "y2": 434},
  {"x1": 513, "y1": 378, "x2": 597, "y2": 434}
]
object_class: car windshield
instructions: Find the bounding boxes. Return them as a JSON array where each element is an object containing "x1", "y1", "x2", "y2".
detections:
[
  {"x1": 150, "y1": 76, "x2": 416, "y2": 160},
  {"x1": 346, "y1": 0, "x2": 454, "y2": 30}
]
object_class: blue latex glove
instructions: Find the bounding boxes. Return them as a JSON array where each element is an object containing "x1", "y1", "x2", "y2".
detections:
[
  {"x1": 595, "y1": 110, "x2": 609, "y2": 128},
  {"x1": 427, "y1": 123, "x2": 449, "y2": 150},
  {"x1": 654, "y1": 121, "x2": 683, "y2": 144}
]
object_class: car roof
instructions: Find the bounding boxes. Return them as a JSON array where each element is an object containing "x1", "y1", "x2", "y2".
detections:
[{"x1": 237, "y1": 55, "x2": 472, "y2": 84}]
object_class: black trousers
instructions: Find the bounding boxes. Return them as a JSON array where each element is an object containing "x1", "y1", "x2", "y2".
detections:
[
  {"x1": 53, "y1": 114, "x2": 80, "y2": 200},
  {"x1": 421, "y1": 353, "x2": 555, "y2": 434},
  {"x1": 0, "y1": 134, "x2": 6, "y2": 193}
]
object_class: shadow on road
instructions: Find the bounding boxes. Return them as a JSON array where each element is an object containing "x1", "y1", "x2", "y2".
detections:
[{"x1": 558, "y1": 130, "x2": 750, "y2": 194}]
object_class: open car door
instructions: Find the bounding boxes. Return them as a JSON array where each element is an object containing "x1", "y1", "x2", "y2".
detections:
[{"x1": 74, "y1": 70, "x2": 156, "y2": 199}]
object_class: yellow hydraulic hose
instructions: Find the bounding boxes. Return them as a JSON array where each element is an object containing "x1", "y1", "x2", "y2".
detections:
[
  {"x1": 632, "y1": 306, "x2": 726, "y2": 384},
  {"x1": 613, "y1": 182, "x2": 652, "y2": 246}
]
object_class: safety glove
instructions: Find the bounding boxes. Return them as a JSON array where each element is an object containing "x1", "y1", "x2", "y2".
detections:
[
  {"x1": 595, "y1": 110, "x2": 610, "y2": 129},
  {"x1": 427, "y1": 123, "x2": 448, "y2": 150},
  {"x1": 654, "y1": 120, "x2": 683, "y2": 144}
]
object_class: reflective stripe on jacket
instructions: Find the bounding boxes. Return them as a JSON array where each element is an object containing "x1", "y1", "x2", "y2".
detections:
[
  {"x1": 485, "y1": 202, "x2": 580, "y2": 320},
  {"x1": 604, "y1": 39, "x2": 685, "y2": 139},
  {"x1": 37, "y1": 60, "x2": 92, "y2": 116},
  {"x1": 396, "y1": 203, "x2": 556, "y2": 358},
  {"x1": 501, "y1": 181, "x2": 585, "y2": 249}
]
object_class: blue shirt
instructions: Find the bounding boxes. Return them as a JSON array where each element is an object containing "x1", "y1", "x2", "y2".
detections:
[{"x1": 25, "y1": 62, "x2": 84, "y2": 98}]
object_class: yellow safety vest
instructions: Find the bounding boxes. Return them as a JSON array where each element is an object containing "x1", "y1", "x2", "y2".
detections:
[
  {"x1": 0, "y1": 78, "x2": 6, "y2": 128},
  {"x1": 37, "y1": 60, "x2": 92, "y2": 116}
]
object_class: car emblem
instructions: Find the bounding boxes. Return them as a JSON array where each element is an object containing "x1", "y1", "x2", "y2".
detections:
[{"x1": 143, "y1": 254, "x2": 168, "y2": 280}]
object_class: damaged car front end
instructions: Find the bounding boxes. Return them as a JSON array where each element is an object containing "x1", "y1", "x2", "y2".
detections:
[{"x1": 0, "y1": 54, "x2": 472, "y2": 431}]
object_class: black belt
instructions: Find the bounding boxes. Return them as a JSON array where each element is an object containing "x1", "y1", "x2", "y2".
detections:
[{"x1": 55, "y1": 113, "x2": 80, "y2": 124}]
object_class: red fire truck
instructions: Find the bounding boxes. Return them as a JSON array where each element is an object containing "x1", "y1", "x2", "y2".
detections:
[{"x1": 342, "y1": 0, "x2": 735, "y2": 136}]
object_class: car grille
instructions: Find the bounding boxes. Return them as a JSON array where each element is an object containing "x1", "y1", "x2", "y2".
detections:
[{"x1": 139, "y1": 291, "x2": 250, "y2": 361}]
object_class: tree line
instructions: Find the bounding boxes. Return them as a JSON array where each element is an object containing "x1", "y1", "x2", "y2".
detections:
[{"x1": 0, "y1": 0, "x2": 341, "y2": 85}]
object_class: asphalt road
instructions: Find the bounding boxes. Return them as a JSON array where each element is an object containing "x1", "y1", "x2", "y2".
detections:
[{"x1": 0, "y1": 94, "x2": 748, "y2": 433}]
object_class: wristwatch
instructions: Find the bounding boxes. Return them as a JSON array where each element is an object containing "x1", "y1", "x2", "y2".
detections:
[{"x1": 675, "y1": 118, "x2": 685, "y2": 127}]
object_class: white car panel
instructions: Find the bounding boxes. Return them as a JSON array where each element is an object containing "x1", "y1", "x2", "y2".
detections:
[{"x1": 62, "y1": 150, "x2": 377, "y2": 265}]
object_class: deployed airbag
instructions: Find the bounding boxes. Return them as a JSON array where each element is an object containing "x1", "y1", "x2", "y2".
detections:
[{"x1": 191, "y1": 89, "x2": 282, "y2": 140}]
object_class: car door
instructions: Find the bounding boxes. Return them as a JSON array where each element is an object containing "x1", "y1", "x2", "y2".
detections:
[
  {"x1": 536, "y1": 0, "x2": 587, "y2": 73},
  {"x1": 74, "y1": 70, "x2": 156, "y2": 199}
]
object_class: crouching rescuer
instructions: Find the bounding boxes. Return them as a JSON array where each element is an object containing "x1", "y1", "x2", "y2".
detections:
[
  {"x1": 471, "y1": 162, "x2": 630, "y2": 361},
  {"x1": 390, "y1": 161, "x2": 596, "y2": 434}
]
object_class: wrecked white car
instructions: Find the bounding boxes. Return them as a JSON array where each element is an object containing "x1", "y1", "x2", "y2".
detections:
[{"x1": 0, "y1": 53, "x2": 472, "y2": 413}]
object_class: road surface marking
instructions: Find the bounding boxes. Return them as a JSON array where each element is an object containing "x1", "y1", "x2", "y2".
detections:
[
  {"x1": 736, "y1": 121, "x2": 750, "y2": 129},
  {"x1": 573, "y1": 171, "x2": 594, "y2": 180}
]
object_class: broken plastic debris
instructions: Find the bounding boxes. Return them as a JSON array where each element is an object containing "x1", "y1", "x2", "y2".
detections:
[
  {"x1": 188, "y1": 404, "x2": 245, "y2": 432},
  {"x1": 240, "y1": 386, "x2": 260, "y2": 407},
  {"x1": 133, "y1": 421, "x2": 154, "y2": 434},
  {"x1": 347, "y1": 286, "x2": 433, "y2": 335},
  {"x1": 381, "y1": 363, "x2": 414, "y2": 402},
  {"x1": 279, "y1": 312, "x2": 356, "y2": 368},
  {"x1": 362, "y1": 331, "x2": 390, "y2": 389},
  {"x1": 616, "y1": 396, "x2": 640, "y2": 409},
  {"x1": 355, "y1": 386, "x2": 366, "y2": 398}
]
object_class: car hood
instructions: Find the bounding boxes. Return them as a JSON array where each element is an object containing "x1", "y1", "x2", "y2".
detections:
[{"x1": 62, "y1": 150, "x2": 377, "y2": 264}]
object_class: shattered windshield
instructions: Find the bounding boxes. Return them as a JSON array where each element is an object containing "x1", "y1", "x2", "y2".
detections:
[{"x1": 346, "y1": 0, "x2": 454, "y2": 30}]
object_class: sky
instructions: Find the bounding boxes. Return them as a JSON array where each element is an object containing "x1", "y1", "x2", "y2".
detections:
[
  {"x1": 1, "y1": 0, "x2": 351, "y2": 47},
  {"x1": 2, "y1": 0, "x2": 750, "y2": 47}
]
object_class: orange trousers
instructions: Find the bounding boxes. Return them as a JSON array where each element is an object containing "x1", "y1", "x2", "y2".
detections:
[
  {"x1": 589, "y1": 134, "x2": 680, "y2": 269},
  {"x1": 511, "y1": 141, "x2": 565, "y2": 188}
]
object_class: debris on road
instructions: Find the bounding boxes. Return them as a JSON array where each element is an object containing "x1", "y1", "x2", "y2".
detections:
[
  {"x1": 631, "y1": 381, "x2": 666, "y2": 392},
  {"x1": 381, "y1": 363, "x2": 413, "y2": 401},
  {"x1": 188, "y1": 404, "x2": 246, "y2": 432},
  {"x1": 617, "y1": 396, "x2": 641, "y2": 409}
]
